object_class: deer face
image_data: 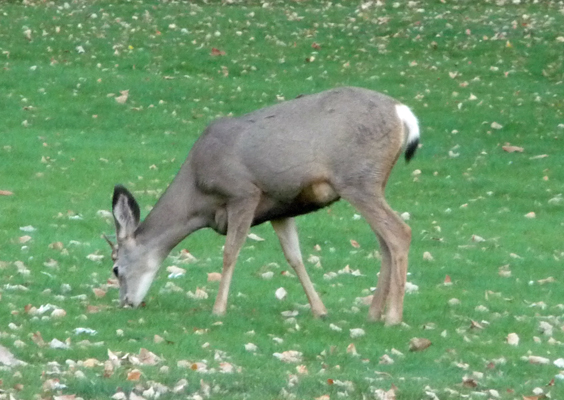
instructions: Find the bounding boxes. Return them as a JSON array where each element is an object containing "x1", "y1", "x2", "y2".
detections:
[{"x1": 109, "y1": 185, "x2": 157, "y2": 307}]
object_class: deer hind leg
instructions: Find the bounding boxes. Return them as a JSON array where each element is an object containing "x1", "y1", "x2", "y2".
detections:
[
  {"x1": 368, "y1": 234, "x2": 392, "y2": 322},
  {"x1": 342, "y1": 190, "x2": 411, "y2": 326},
  {"x1": 271, "y1": 218, "x2": 327, "y2": 318},
  {"x1": 212, "y1": 195, "x2": 260, "y2": 316}
]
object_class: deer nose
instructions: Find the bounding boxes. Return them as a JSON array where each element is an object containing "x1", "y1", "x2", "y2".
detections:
[{"x1": 113, "y1": 266, "x2": 119, "y2": 278}]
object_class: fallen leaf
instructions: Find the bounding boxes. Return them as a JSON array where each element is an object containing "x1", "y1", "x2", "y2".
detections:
[
  {"x1": 127, "y1": 369, "x2": 142, "y2": 381},
  {"x1": 507, "y1": 333, "x2": 519, "y2": 346},
  {"x1": 247, "y1": 233, "x2": 265, "y2": 241},
  {"x1": 187, "y1": 287, "x2": 208, "y2": 300},
  {"x1": 211, "y1": 47, "x2": 226, "y2": 56},
  {"x1": 207, "y1": 272, "x2": 222, "y2": 282},
  {"x1": 167, "y1": 265, "x2": 186, "y2": 278},
  {"x1": 502, "y1": 145, "x2": 524, "y2": 153},
  {"x1": 218, "y1": 362, "x2": 235, "y2": 374},
  {"x1": 537, "y1": 276, "x2": 555, "y2": 285},
  {"x1": 491, "y1": 122, "x2": 503, "y2": 130},
  {"x1": 409, "y1": 337, "x2": 432, "y2": 352},
  {"x1": 347, "y1": 343, "x2": 358, "y2": 355},
  {"x1": 51, "y1": 309, "x2": 67, "y2": 318},
  {"x1": 462, "y1": 377, "x2": 478, "y2": 388},
  {"x1": 0, "y1": 190, "x2": 13, "y2": 196},
  {"x1": 528, "y1": 355, "x2": 550, "y2": 365},
  {"x1": 0, "y1": 344, "x2": 25, "y2": 367},
  {"x1": 92, "y1": 288, "x2": 106, "y2": 298},
  {"x1": 82, "y1": 358, "x2": 101, "y2": 368},
  {"x1": 350, "y1": 239, "x2": 360, "y2": 248},
  {"x1": 19, "y1": 235, "x2": 32, "y2": 244},
  {"x1": 349, "y1": 328, "x2": 365, "y2": 338},
  {"x1": 32, "y1": 331, "x2": 45, "y2": 347},
  {"x1": 524, "y1": 212, "x2": 536, "y2": 218},
  {"x1": 379, "y1": 354, "x2": 394, "y2": 364},
  {"x1": 139, "y1": 348, "x2": 161, "y2": 365},
  {"x1": 275, "y1": 287, "x2": 287, "y2": 300},
  {"x1": 273, "y1": 350, "x2": 303, "y2": 363},
  {"x1": 115, "y1": 90, "x2": 129, "y2": 104}
]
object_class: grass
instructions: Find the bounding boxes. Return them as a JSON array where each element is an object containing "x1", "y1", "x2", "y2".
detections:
[{"x1": 1, "y1": 0, "x2": 563, "y2": 399}]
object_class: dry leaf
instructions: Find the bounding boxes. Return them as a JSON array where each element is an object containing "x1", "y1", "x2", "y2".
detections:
[
  {"x1": 524, "y1": 212, "x2": 536, "y2": 219},
  {"x1": 93, "y1": 288, "x2": 106, "y2": 298},
  {"x1": 350, "y1": 328, "x2": 365, "y2": 338},
  {"x1": 409, "y1": 337, "x2": 432, "y2": 352},
  {"x1": 167, "y1": 265, "x2": 186, "y2": 278},
  {"x1": 139, "y1": 348, "x2": 161, "y2": 365},
  {"x1": 491, "y1": 122, "x2": 503, "y2": 129},
  {"x1": 0, "y1": 190, "x2": 13, "y2": 196},
  {"x1": 275, "y1": 287, "x2": 287, "y2": 300},
  {"x1": 346, "y1": 343, "x2": 358, "y2": 355},
  {"x1": 296, "y1": 364, "x2": 308, "y2": 374},
  {"x1": 19, "y1": 235, "x2": 32, "y2": 244},
  {"x1": 379, "y1": 354, "x2": 394, "y2": 365},
  {"x1": 247, "y1": 233, "x2": 265, "y2": 241},
  {"x1": 444, "y1": 275, "x2": 452, "y2": 285},
  {"x1": 0, "y1": 344, "x2": 25, "y2": 367},
  {"x1": 115, "y1": 90, "x2": 129, "y2": 104},
  {"x1": 537, "y1": 276, "x2": 555, "y2": 285},
  {"x1": 127, "y1": 369, "x2": 142, "y2": 381},
  {"x1": 86, "y1": 305, "x2": 101, "y2": 313},
  {"x1": 179, "y1": 249, "x2": 197, "y2": 263},
  {"x1": 187, "y1": 287, "x2": 208, "y2": 300},
  {"x1": 528, "y1": 356, "x2": 550, "y2": 365},
  {"x1": 83, "y1": 358, "x2": 101, "y2": 368},
  {"x1": 273, "y1": 350, "x2": 303, "y2": 363},
  {"x1": 51, "y1": 308, "x2": 67, "y2": 318},
  {"x1": 219, "y1": 362, "x2": 234, "y2": 373},
  {"x1": 350, "y1": 239, "x2": 360, "y2": 248},
  {"x1": 244, "y1": 343, "x2": 258, "y2": 352},
  {"x1": 207, "y1": 272, "x2": 222, "y2": 282},
  {"x1": 210, "y1": 47, "x2": 226, "y2": 56},
  {"x1": 462, "y1": 377, "x2": 478, "y2": 388},
  {"x1": 502, "y1": 145, "x2": 524, "y2": 153},
  {"x1": 423, "y1": 251, "x2": 434, "y2": 261},
  {"x1": 32, "y1": 331, "x2": 45, "y2": 347},
  {"x1": 54, "y1": 395, "x2": 76, "y2": 400},
  {"x1": 507, "y1": 333, "x2": 519, "y2": 346}
]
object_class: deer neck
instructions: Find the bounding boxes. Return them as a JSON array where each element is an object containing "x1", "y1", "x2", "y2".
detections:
[{"x1": 134, "y1": 172, "x2": 207, "y2": 258}]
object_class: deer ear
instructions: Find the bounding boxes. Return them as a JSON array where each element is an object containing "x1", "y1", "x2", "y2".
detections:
[{"x1": 112, "y1": 185, "x2": 140, "y2": 240}]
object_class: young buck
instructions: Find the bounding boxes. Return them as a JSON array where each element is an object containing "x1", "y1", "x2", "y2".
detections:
[{"x1": 108, "y1": 86, "x2": 420, "y2": 325}]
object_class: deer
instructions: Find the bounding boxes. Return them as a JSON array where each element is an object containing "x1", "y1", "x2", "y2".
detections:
[{"x1": 106, "y1": 86, "x2": 420, "y2": 326}]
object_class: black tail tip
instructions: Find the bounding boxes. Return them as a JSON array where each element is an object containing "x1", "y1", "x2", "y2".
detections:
[{"x1": 405, "y1": 139, "x2": 419, "y2": 162}]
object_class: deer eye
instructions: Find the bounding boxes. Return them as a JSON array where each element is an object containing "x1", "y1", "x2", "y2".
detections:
[{"x1": 113, "y1": 266, "x2": 119, "y2": 278}]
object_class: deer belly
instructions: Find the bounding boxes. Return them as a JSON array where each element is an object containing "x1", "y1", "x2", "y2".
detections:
[{"x1": 252, "y1": 182, "x2": 340, "y2": 226}]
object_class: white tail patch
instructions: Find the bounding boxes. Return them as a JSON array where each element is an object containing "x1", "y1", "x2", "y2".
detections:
[{"x1": 395, "y1": 104, "x2": 420, "y2": 147}]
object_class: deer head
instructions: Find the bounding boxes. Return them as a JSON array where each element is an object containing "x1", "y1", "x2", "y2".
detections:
[{"x1": 109, "y1": 185, "x2": 159, "y2": 307}]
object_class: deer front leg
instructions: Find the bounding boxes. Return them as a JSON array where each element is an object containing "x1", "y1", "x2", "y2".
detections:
[
  {"x1": 271, "y1": 218, "x2": 327, "y2": 318},
  {"x1": 212, "y1": 197, "x2": 259, "y2": 316}
]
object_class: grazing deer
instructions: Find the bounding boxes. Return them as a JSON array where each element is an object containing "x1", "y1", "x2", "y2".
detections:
[{"x1": 107, "y1": 86, "x2": 420, "y2": 325}]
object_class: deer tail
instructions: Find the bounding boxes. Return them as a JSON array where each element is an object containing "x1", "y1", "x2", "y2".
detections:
[{"x1": 395, "y1": 104, "x2": 420, "y2": 162}]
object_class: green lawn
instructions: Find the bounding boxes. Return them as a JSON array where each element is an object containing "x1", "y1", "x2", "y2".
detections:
[{"x1": 1, "y1": 1, "x2": 563, "y2": 399}]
